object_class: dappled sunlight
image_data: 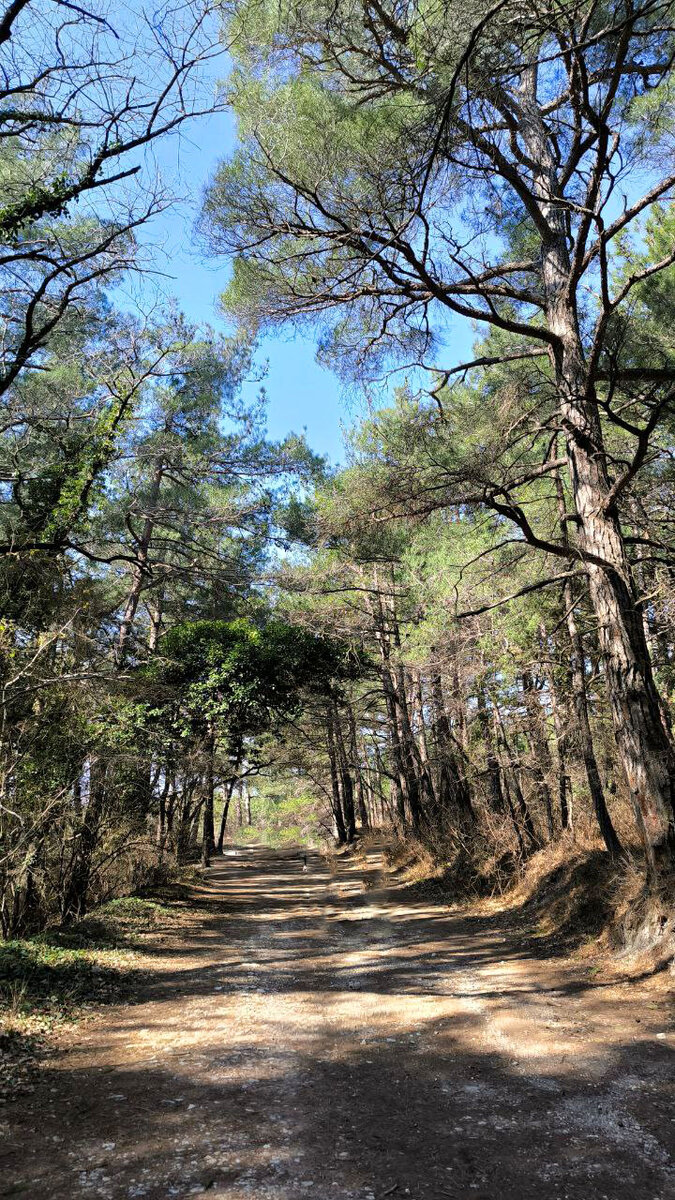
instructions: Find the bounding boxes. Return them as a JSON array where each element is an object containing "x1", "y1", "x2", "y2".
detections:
[{"x1": 5, "y1": 846, "x2": 673, "y2": 1199}]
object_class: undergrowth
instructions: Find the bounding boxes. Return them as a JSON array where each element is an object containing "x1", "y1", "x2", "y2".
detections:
[
  {"x1": 382, "y1": 831, "x2": 675, "y2": 969},
  {"x1": 0, "y1": 893, "x2": 182, "y2": 1103}
]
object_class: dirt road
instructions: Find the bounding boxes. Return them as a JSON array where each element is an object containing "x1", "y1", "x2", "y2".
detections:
[{"x1": 3, "y1": 846, "x2": 674, "y2": 1199}]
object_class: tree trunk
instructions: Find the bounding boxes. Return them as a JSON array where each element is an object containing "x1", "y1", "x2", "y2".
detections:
[
  {"x1": 156, "y1": 772, "x2": 171, "y2": 851},
  {"x1": 521, "y1": 72, "x2": 675, "y2": 856},
  {"x1": 346, "y1": 704, "x2": 370, "y2": 830},
  {"x1": 370, "y1": 580, "x2": 419, "y2": 829},
  {"x1": 380, "y1": 664, "x2": 408, "y2": 827},
  {"x1": 553, "y1": 473, "x2": 623, "y2": 856},
  {"x1": 216, "y1": 776, "x2": 238, "y2": 854},
  {"x1": 62, "y1": 758, "x2": 106, "y2": 922},
  {"x1": 538, "y1": 624, "x2": 573, "y2": 832},
  {"x1": 333, "y1": 701, "x2": 356, "y2": 843},
  {"x1": 520, "y1": 670, "x2": 556, "y2": 840},
  {"x1": 564, "y1": 577, "x2": 624, "y2": 857},
  {"x1": 201, "y1": 728, "x2": 216, "y2": 867},
  {"x1": 412, "y1": 669, "x2": 438, "y2": 812},
  {"x1": 147, "y1": 588, "x2": 164, "y2": 653},
  {"x1": 392, "y1": 663, "x2": 426, "y2": 828},
  {"x1": 326, "y1": 711, "x2": 347, "y2": 845},
  {"x1": 476, "y1": 686, "x2": 507, "y2": 812},
  {"x1": 494, "y1": 705, "x2": 539, "y2": 851},
  {"x1": 430, "y1": 674, "x2": 475, "y2": 828}
]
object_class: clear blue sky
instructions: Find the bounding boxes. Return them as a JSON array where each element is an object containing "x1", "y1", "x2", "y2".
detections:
[{"x1": 132, "y1": 107, "x2": 350, "y2": 464}]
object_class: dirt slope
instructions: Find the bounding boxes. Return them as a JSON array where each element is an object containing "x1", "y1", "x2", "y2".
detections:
[{"x1": 2, "y1": 846, "x2": 674, "y2": 1199}]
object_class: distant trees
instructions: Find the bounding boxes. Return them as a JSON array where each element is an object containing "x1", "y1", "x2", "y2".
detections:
[{"x1": 148, "y1": 617, "x2": 362, "y2": 864}]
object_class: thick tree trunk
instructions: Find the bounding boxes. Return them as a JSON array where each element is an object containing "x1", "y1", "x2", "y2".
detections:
[
  {"x1": 516, "y1": 65, "x2": 667, "y2": 859},
  {"x1": 553, "y1": 474, "x2": 623, "y2": 855},
  {"x1": 522, "y1": 67, "x2": 675, "y2": 858},
  {"x1": 563, "y1": 575, "x2": 623, "y2": 856}
]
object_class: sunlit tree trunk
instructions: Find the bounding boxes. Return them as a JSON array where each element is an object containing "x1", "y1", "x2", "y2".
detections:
[{"x1": 521, "y1": 71, "x2": 675, "y2": 858}]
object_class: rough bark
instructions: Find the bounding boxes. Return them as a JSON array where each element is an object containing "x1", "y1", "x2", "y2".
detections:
[
  {"x1": 521, "y1": 68, "x2": 675, "y2": 854},
  {"x1": 554, "y1": 473, "x2": 623, "y2": 856}
]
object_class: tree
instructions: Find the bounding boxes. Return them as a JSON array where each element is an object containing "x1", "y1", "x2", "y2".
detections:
[
  {"x1": 203, "y1": 0, "x2": 675, "y2": 854},
  {"x1": 0, "y1": 0, "x2": 225, "y2": 407},
  {"x1": 147, "y1": 617, "x2": 364, "y2": 862}
]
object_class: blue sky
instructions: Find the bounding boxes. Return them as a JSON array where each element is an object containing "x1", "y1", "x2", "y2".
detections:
[
  {"x1": 132, "y1": 90, "x2": 476, "y2": 466},
  {"x1": 132, "y1": 106, "x2": 349, "y2": 464}
]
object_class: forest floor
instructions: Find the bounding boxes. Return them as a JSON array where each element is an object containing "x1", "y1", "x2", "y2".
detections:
[{"x1": 1, "y1": 844, "x2": 674, "y2": 1200}]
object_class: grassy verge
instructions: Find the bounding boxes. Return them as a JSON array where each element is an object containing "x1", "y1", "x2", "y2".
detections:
[{"x1": 0, "y1": 893, "x2": 186, "y2": 1102}]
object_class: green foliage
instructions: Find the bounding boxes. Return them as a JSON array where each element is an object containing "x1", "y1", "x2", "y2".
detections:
[
  {"x1": 150, "y1": 617, "x2": 365, "y2": 745},
  {"x1": 0, "y1": 896, "x2": 169, "y2": 1018},
  {"x1": 237, "y1": 783, "x2": 321, "y2": 847}
]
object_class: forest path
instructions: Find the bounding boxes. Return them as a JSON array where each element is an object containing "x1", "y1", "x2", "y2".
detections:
[{"x1": 3, "y1": 845, "x2": 674, "y2": 1200}]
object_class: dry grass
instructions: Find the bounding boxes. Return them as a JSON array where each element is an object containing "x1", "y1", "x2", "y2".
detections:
[
  {"x1": 611, "y1": 857, "x2": 675, "y2": 959},
  {"x1": 376, "y1": 824, "x2": 674, "y2": 975}
]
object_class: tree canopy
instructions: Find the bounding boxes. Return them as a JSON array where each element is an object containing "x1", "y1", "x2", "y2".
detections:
[{"x1": 3, "y1": 0, "x2": 675, "y2": 939}]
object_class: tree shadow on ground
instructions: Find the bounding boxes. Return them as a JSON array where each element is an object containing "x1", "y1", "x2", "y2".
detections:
[
  {"x1": 3, "y1": 846, "x2": 673, "y2": 1200},
  {"x1": 4, "y1": 1022, "x2": 673, "y2": 1199}
]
